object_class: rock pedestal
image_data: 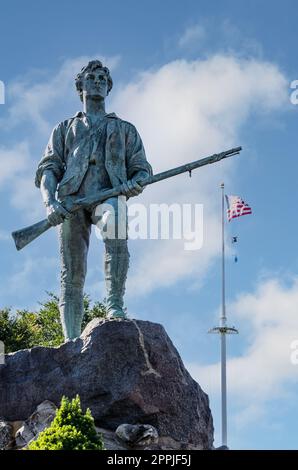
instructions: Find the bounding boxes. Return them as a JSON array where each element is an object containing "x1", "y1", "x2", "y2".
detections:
[{"x1": 0, "y1": 318, "x2": 213, "y2": 449}]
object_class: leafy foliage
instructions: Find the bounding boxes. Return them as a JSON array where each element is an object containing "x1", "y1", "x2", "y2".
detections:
[
  {"x1": 0, "y1": 293, "x2": 107, "y2": 352},
  {"x1": 28, "y1": 396, "x2": 104, "y2": 450},
  {"x1": 0, "y1": 307, "x2": 40, "y2": 352}
]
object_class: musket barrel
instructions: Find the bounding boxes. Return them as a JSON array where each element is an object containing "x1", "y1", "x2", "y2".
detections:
[
  {"x1": 11, "y1": 146, "x2": 242, "y2": 250},
  {"x1": 145, "y1": 146, "x2": 242, "y2": 185}
]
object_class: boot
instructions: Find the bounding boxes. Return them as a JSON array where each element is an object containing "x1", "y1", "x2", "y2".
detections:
[
  {"x1": 104, "y1": 239, "x2": 129, "y2": 319},
  {"x1": 59, "y1": 285, "x2": 84, "y2": 340}
]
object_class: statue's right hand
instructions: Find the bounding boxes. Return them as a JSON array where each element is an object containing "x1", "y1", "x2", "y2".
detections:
[{"x1": 46, "y1": 200, "x2": 71, "y2": 226}]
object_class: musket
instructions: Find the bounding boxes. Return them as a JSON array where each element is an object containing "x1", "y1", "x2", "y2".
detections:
[{"x1": 12, "y1": 146, "x2": 242, "y2": 251}]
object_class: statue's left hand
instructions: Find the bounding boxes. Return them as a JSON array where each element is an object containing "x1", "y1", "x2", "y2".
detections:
[{"x1": 120, "y1": 179, "x2": 144, "y2": 197}]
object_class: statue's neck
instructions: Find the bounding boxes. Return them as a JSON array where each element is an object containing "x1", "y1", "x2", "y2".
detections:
[{"x1": 83, "y1": 95, "x2": 106, "y2": 119}]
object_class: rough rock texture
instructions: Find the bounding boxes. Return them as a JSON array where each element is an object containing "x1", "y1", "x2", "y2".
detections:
[
  {"x1": 97, "y1": 426, "x2": 205, "y2": 450},
  {"x1": 15, "y1": 400, "x2": 57, "y2": 448},
  {"x1": 115, "y1": 423, "x2": 159, "y2": 447},
  {"x1": 0, "y1": 318, "x2": 213, "y2": 449},
  {"x1": 0, "y1": 420, "x2": 14, "y2": 450}
]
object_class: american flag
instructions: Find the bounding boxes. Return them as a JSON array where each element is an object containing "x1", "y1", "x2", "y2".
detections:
[{"x1": 225, "y1": 195, "x2": 252, "y2": 222}]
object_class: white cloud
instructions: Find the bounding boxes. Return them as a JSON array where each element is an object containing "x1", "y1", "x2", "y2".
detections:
[
  {"x1": 4, "y1": 54, "x2": 120, "y2": 135},
  {"x1": 178, "y1": 24, "x2": 206, "y2": 48},
  {"x1": 111, "y1": 55, "x2": 288, "y2": 296},
  {"x1": 0, "y1": 255, "x2": 58, "y2": 298},
  {"x1": 0, "y1": 54, "x2": 288, "y2": 300},
  {"x1": 0, "y1": 142, "x2": 44, "y2": 221},
  {"x1": 1, "y1": 55, "x2": 120, "y2": 220},
  {"x1": 187, "y1": 277, "x2": 298, "y2": 426},
  {"x1": 177, "y1": 20, "x2": 263, "y2": 58},
  {"x1": 0, "y1": 141, "x2": 44, "y2": 221},
  {"x1": 0, "y1": 142, "x2": 30, "y2": 187},
  {"x1": 10, "y1": 175, "x2": 45, "y2": 221}
]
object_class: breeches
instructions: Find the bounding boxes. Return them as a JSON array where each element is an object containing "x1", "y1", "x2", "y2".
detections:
[
  {"x1": 58, "y1": 196, "x2": 128, "y2": 289},
  {"x1": 58, "y1": 196, "x2": 129, "y2": 339}
]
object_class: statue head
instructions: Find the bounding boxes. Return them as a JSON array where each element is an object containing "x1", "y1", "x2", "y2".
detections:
[{"x1": 75, "y1": 60, "x2": 113, "y2": 102}]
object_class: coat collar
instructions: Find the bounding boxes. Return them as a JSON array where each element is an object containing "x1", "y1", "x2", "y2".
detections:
[{"x1": 73, "y1": 111, "x2": 117, "y2": 119}]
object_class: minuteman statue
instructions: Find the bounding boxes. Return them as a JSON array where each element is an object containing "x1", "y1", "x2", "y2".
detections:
[{"x1": 35, "y1": 60, "x2": 152, "y2": 341}]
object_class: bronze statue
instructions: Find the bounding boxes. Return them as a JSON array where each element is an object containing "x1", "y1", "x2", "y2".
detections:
[{"x1": 35, "y1": 60, "x2": 152, "y2": 340}]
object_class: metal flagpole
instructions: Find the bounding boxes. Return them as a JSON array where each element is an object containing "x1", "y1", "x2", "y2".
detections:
[
  {"x1": 220, "y1": 182, "x2": 228, "y2": 446},
  {"x1": 209, "y1": 182, "x2": 238, "y2": 449}
]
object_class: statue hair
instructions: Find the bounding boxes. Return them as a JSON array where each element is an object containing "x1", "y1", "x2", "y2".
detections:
[{"x1": 75, "y1": 60, "x2": 113, "y2": 101}]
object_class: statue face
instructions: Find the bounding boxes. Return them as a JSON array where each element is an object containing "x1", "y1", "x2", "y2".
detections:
[{"x1": 81, "y1": 69, "x2": 109, "y2": 100}]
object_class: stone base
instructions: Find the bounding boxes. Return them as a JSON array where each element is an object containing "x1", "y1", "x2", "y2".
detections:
[{"x1": 0, "y1": 318, "x2": 214, "y2": 449}]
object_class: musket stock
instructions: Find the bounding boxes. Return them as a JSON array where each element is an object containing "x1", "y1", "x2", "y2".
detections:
[{"x1": 12, "y1": 219, "x2": 52, "y2": 251}]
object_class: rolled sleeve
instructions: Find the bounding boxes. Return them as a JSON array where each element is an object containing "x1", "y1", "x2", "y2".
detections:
[
  {"x1": 35, "y1": 123, "x2": 65, "y2": 188},
  {"x1": 125, "y1": 123, "x2": 153, "y2": 180}
]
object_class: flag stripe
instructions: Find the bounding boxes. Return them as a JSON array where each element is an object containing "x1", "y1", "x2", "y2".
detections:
[{"x1": 226, "y1": 194, "x2": 252, "y2": 222}]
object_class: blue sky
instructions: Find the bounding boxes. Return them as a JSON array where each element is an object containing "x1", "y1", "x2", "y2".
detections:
[{"x1": 1, "y1": 0, "x2": 298, "y2": 450}]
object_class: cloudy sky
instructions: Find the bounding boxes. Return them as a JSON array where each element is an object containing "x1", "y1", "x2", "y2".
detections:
[{"x1": 1, "y1": 0, "x2": 298, "y2": 450}]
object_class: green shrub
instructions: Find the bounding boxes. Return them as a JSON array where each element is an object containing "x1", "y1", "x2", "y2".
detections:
[{"x1": 28, "y1": 396, "x2": 104, "y2": 450}]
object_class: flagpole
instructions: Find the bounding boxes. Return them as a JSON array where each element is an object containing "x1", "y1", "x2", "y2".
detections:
[
  {"x1": 209, "y1": 182, "x2": 238, "y2": 450},
  {"x1": 220, "y1": 182, "x2": 227, "y2": 447}
]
